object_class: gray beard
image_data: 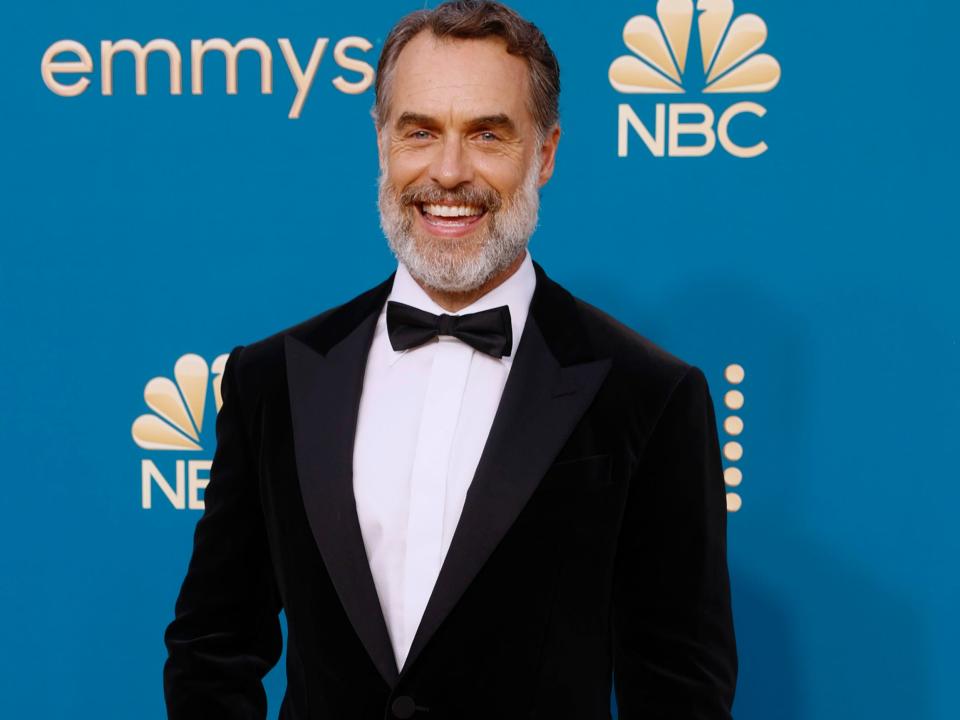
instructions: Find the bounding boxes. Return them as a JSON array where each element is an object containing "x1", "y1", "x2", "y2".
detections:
[{"x1": 377, "y1": 159, "x2": 541, "y2": 293}]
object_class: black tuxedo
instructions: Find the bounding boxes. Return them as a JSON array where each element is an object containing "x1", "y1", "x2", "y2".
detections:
[{"x1": 163, "y1": 259, "x2": 737, "y2": 719}]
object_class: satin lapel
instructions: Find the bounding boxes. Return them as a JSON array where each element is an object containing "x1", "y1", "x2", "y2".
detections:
[
  {"x1": 284, "y1": 281, "x2": 400, "y2": 688},
  {"x1": 399, "y1": 268, "x2": 612, "y2": 676}
]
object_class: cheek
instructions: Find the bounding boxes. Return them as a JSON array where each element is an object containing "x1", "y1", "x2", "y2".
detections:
[
  {"x1": 386, "y1": 146, "x2": 433, "y2": 185},
  {"x1": 475, "y1": 162, "x2": 525, "y2": 200},
  {"x1": 468, "y1": 145, "x2": 533, "y2": 196}
]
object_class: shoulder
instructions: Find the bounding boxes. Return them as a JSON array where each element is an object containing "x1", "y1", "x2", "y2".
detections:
[
  {"x1": 229, "y1": 307, "x2": 334, "y2": 381},
  {"x1": 567, "y1": 292, "x2": 710, "y2": 432},
  {"x1": 571, "y1": 291, "x2": 695, "y2": 381},
  {"x1": 224, "y1": 273, "x2": 393, "y2": 400},
  {"x1": 533, "y1": 260, "x2": 696, "y2": 397},
  {"x1": 576, "y1": 296, "x2": 689, "y2": 373}
]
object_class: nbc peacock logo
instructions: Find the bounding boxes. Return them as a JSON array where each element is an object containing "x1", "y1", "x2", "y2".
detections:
[
  {"x1": 609, "y1": 0, "x2": 781, "y2": 158},
  {"x1": 132, "y1": 353, "x2": 227, "y2": 510}
]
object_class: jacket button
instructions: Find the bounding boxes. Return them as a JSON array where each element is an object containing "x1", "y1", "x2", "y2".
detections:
[{"x1": 391, "y1": 695, "x2": 416, "y2": 719}]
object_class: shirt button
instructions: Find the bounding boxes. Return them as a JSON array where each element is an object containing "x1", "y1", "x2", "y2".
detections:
[{"x1": 391, "y1": 695, "x2": 417, "y2": 719}]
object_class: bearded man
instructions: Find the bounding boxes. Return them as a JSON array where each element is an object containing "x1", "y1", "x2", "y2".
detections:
[{"x1": 163, "y1": 2, "x2": 738, "y2": 719}]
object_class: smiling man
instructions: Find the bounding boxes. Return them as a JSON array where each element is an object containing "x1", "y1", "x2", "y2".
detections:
[{"x1": 163, "y1": 2, "x2": 738, "y2": 719}]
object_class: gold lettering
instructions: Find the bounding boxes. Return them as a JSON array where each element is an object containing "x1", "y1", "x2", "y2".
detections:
[
  {"x1": 100, "y1": 39, "x2": 182, "y2": 96},
  {"x1": 278, "y1": 38, "x2": 329, "y2": 119},
  {"x1": 41, "y1": 40, "x2": 93, "y2": 97},
  {"x1": 668, "y1": 103, "x2": 716, "y2": 157},
  {"x1": 618, "y1": 103, "x2": 665, "y2": 157},
  {"x1": 332, "y1": 36, "x2": 374, "y2": 95},
  {"x1": 191, "y1": 38, "x2": 273, "y2": 95},
  {"x1": 719, "y1": 102, "x2": 768, "y2": 158}
]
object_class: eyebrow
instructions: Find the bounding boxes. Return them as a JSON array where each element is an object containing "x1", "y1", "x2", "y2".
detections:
[
  {"x1": 394, "y1": 112, "x2": 438, "y2": 131},
  {"x1": 394, "y1": 112, "x2": 517, "y2": 134},
  {"x1": 467, "y1": 114, "x2": 517, "y2": 134}
]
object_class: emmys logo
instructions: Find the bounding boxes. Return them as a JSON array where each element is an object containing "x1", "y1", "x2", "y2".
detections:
[
  {"x1": 609, "y1": 0, "x2": 781, "y2": 158},
  {"x1": 132, "y1": 353, "x2": 227, "y2": 510},
  {"x1": 40, "y1": 36, "x2": 375, "y2": 119}
]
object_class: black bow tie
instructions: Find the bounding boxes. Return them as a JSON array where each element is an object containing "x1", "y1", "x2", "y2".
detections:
[{"x1": 386, "y1": 300, "x2": 513, "y2": 358}]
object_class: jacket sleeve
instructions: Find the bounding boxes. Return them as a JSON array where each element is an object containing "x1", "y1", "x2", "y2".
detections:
[
  {"x1": 163, "y1": 345, "x2": 283, "y2": 719},
  {"x1": 612, "y1": 365, "x2": 738, "y2": 718}
]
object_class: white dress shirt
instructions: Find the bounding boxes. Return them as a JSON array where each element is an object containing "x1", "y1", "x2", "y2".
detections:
[{"x1": 352, "y1": 249, "x2": 536, "y2": 672}]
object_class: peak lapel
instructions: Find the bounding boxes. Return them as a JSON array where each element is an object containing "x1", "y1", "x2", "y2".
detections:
[
  {"x1": 285, "y1": 275, "x2": 400, "y2": 688},
  {"x1": 399, "y1": 261, "x2": 612, "y2": 678}
]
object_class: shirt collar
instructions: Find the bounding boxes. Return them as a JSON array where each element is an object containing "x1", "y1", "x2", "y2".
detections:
[{"x1": 380, "y1": 248, "x2": 537, "y2": 366}]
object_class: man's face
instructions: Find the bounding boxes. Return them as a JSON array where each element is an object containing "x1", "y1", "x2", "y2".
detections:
[{"x1": 377, "y1": 32, "x2": 560, "y2": 293}]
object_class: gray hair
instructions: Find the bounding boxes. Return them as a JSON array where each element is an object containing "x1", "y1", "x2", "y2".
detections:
[{"x1": 372, "y1": 0, "x2": 561, "y2": 141}]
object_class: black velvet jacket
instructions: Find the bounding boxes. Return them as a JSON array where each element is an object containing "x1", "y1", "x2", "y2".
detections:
[{"x1": 163, "y1": 260, "x2": 737, "y2": 719}]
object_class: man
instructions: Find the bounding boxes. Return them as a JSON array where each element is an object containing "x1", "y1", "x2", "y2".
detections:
[{"x1": 163, "y1": 1, "x2": 738, "y2": 718}]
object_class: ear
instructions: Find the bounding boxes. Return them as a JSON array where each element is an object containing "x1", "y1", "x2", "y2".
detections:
[{"x1": 537, "y1": 124, "x2": 561, "y2": 187}]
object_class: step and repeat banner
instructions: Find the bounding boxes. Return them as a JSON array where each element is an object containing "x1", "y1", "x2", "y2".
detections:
[{"x1": 2, "y1": 1, "x2": 957, "y2": 718}]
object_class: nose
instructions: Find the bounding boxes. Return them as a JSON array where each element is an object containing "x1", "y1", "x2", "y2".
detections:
[{"x1": 429, "y1": 134, "x2": 474, "y2": 189}]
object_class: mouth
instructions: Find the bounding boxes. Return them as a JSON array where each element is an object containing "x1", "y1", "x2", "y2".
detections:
[{"x1": 415, "y1": 202, "x2": 487, "y2": 238}]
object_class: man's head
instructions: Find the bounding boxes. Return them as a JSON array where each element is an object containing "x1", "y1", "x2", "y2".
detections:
[{"x1": 374, "y1": 0, "x2": 561, "y2": 294}]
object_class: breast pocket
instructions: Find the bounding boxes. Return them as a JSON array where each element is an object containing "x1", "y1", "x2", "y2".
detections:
[{"x1": 537, "y1": 453, "x2": 613, "y2": 494}]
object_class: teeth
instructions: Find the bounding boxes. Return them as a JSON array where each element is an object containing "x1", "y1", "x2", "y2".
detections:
[{"x1": 423, "y1": 204, "x2": 482, "y2": 218}]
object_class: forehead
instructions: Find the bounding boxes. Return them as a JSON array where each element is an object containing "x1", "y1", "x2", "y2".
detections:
[{"x1": 387, "y1": 32, "x2": 532, "y2": 128}]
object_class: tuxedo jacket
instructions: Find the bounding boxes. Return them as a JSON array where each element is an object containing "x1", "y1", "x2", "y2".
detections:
[{"x1": 163, "y1": 259, "x2": 737, "y2": 720}]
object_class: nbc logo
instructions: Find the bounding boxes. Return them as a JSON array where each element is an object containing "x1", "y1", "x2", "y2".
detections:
[
  {"x1": 132, "y1": 353, "x2": 227, "y2": 510},
  {"x1": 609, "y1": 0, "x2": 781, "y2": 158}
]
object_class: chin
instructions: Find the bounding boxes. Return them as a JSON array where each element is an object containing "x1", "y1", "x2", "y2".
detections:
[
  {"x1": 408, "y1": 252, "x2": 491, "y2": 294},
  {"x1": 413, "y1": 234, "x2": 484, "y2": 263}
]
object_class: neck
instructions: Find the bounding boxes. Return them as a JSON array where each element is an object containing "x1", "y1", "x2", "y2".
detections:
[{"x1": 412, "y1": 251, "x2": 526, "y2": 313}]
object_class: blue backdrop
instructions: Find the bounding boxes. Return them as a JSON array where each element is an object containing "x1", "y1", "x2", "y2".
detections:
[{"x1": 2, "y1": 1, "x2": 957, "y2": 717}]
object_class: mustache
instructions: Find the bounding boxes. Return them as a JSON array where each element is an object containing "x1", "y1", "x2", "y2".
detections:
[{"x1": 399, "y1": 183, "x2": 502, "y2": 212}]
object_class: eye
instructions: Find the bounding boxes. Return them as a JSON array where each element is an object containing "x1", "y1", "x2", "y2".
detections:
[
  {"x1": 477, "y1": 131, "x2": 499, "y2": 142},
  {"x1": 408, "y1": 130, "x2": 432, "y2": 140}
]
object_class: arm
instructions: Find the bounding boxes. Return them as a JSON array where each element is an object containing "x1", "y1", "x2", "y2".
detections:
[
  {"x1": 612, "y1": 365, "x2": 738, "y2": 718},
  {"x1": 163, "y1": 345, "x2": 283, "y2": 719}
]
